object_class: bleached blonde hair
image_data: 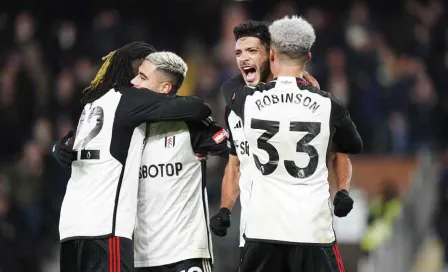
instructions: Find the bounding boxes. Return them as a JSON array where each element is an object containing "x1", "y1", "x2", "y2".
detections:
[
  {"x1": 269, "y1": 15, "x2": 316, "y2": 60},
  {"x1": 146, "y1": 51, "x2": 188, "y2": 90}
]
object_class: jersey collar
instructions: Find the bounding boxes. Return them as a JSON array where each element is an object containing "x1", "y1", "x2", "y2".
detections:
[{"x1": 271, "y1": 77, "x2": 308, "y2": 86}]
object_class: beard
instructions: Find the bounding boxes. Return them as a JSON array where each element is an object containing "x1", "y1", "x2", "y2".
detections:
[{"x1": 259, "y1": 61, "x2": 271, "y2": 83}]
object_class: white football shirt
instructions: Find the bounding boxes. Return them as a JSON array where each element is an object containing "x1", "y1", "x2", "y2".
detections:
[
  {"x1": 134, "y1": 120, "x2": 228, "y2": 267},
  {"x1": 59, "y1": 87, "x2": 211, "y2": 242},
  {"x1": 221, "y1": 76, "x2": 362, "y2": 245}
]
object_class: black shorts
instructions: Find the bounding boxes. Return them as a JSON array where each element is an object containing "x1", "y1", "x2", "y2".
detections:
[
  {"x1": 136, "y1": 258, "x2": 212, "y2": 272},
  {"x1": 240, "y1": 241, "x2": 345, "y2": 272},
  {"x1": 60, "y1": 236, "x2": 133, "y2": 272}
]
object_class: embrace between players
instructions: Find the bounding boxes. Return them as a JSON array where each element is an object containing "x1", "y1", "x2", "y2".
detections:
[{"x1": 53, "y1": 16, "x2": 362, "y2": 272}]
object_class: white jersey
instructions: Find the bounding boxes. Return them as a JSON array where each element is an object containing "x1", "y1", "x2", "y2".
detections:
[
  {"x1": 225, "y1": 107, "x2": 251, "y2": 247},
  {"x1": 221, "y1": 76, "x2": 362, "y2": 245},
  {"x1": 59, "y1": 87, "x2": 211, "y2": 242},
  {"x1": 134, "y1": 120, "x2": 228, "y2": 267}
]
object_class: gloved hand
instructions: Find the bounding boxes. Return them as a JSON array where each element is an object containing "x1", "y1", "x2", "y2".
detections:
[
  {"x1": 210, "y1": 208, "x2": 231, "y2": 237},
  {"x1": 52, "y1": 131, "x2": 76, "y2": 169},
  {"x1": 333, "y1": 189, "x2": 354, "y2": 217}
]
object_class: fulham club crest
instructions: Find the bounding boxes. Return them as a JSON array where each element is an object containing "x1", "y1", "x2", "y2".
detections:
[{"x1": 165, "y1": 136, "x2": 175, "y2": 148}]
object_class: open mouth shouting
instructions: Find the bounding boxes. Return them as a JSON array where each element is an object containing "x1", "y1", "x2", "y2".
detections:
[{"x1": 241, "y1": 65, "x2": 258, "y2": 85}]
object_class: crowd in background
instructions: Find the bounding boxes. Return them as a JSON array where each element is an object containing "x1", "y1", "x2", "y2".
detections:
[{"x1": 0, "y1": 0, "x2": 446, "y2": 271}]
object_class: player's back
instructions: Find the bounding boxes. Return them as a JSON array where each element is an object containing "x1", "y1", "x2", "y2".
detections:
[
  {"x1": 59, "y1": 89, "x2": 146, "y2": 241},
  {"x1": 243, "y1": 77, "x2": 335, "y2": 244}
]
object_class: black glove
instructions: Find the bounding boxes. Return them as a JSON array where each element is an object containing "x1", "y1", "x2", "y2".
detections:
[
  {"x1": 210, "y1": 208, "x2": 231, "y2": 237},
  {"x1": 52, "y1": 131, "x2": 76, "y2": 169},
  {"x1": 333, "y1": 189, "x2": 354, "y2": 217}
]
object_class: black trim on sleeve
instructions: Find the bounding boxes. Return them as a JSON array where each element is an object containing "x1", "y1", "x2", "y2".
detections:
[
  {"x1": 111, "y1": 163, "x2": 126, "y2": 235},
  {"x1": 118, "y1": 87, "x2": 212, "y2": 127},
  {"x1": 329, "y1": 94, "x2": 363, "y2": 154},
  {"x1": 186, "y1": 119, "x2": 229, "y2": 157},
  {"x1": 295, "y1": 84, "x2": 363, "y2": 155},
  {"x1": 200, "y1": 161, "x2": 213, "y2": 259},
  {"x1": 224, "y1": 106, "x2": 237, "y2": 156}
]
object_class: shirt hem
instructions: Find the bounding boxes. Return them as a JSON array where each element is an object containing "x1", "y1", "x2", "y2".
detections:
[
  {"x1": 244, "y1": 235, "x2": 336, "y2": 246},
  {"x1": 135, "y1": 252, "x2": 211, "y2": 267}
]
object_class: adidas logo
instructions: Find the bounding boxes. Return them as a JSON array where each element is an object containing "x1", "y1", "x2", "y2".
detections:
[{"x1": 234, "y1": 121, "x2": 242, "y2": 129}]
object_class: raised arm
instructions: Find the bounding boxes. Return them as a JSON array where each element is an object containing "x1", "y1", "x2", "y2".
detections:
[
  {"x1": 120, "y1": 87, "x2": 212, "y2": 126},
  {"x1": 187, "y1": 117, "x2": 229, "y2": 157}
]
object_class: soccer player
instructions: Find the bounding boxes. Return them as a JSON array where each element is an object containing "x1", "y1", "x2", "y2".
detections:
[
  {"x1": 55, "y1": 42, "x2": 212, "y2": 272},
  {"x1": 221, "y1": 16, "x2": 362, "y2": 272},
  {"x1": 210, "y1": 20, "x2": 355, "y2": 263},
  {"x1": 209, "y1": 21, "x2": 272, "y2": 255},
  {"x1": 130, "y1": 51, "x2": 227, "y2": 272}
]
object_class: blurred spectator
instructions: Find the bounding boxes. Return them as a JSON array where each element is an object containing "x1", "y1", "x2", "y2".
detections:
[
  {"x1": 4, "y1": 141, "x2": 44, "y2": 238},
  {"x1": 436, "y1": 152, "x2": 448, "y2": 272}
]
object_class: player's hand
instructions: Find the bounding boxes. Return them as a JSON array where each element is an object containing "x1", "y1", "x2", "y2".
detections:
[
  {"x1": 210, "y1": 208, "x2": 231, "y2": 237},
  {"x1": 196, "y1": 153, "x2": 208, "y2": 161},
  {"x1": 303, "y1": 71, "x2": 320, "y2": 89},
  {"x1": 52, "y1": 131, "x2": 76, "y2": 169},
  {"x1": 333, "y1": 189, "x2": 354, "y2": 217}
]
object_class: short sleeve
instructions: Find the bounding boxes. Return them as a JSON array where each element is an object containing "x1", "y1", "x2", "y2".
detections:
[{"x1": 330, "y1": 94, "x2": 363, "y2": 154}]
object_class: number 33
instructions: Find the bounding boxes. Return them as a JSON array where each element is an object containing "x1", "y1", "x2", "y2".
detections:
[{"x1": 251, "y1": 118, "x2": 321, "y2": 179}]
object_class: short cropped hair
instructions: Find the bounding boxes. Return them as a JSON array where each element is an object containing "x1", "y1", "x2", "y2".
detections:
[
  {"x1": 269, "y1": 15, "x2": 316, "y2": 59},
  {"x1": 146, "y1": 51, "x2": 188, "y2": 91},
  {"x1": 233, "y1": 20, "x2": 271, "y2": 50}
]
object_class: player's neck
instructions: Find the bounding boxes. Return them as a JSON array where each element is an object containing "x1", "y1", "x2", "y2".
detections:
[{"x1": 273, "y1": 66, "x2": 304, "y2": 79}]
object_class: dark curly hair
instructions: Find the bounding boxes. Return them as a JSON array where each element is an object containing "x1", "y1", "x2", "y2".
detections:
[
  {"x1": 81, "y1": 41, "x2": 156, "y2": 104},
  {"x1": 233, "y1": 20, "x2": 271, "y2": 50}
]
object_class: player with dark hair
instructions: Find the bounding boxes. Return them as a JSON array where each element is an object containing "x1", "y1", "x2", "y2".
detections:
[
  {"x1": 81, "y1": 41, "x2": 156, "y2": 104},
  {"x1": 210, "y1": 20, "x2": 355, "y2": 267},
  {"x1": 53, "y1": 42, "x2": 212, "y2": 272},
  {"x1": 221, "y1": 16, "x2": 361, "y2": 272},
  {"x1": 209, "y1": 21, "x2": 272, "y2": 261},
  {"x1": 232, "y1": 20, "x2": 272, "y2": 85}
]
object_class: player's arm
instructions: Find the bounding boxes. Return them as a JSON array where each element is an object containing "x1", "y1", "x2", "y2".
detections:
[
  {"x1": 187, "y1": 117, "x2": 229, "y2": 157},
  {"x1": 330, "y1": 151, "x2": 352, "y2": 192},
  {"x1": 221, "y1": 154, "x2": 240, "y2": 211},
  {"x1": 219, "y1": 107, "x2": 240, "y2": 211},
  {"x1": 210, "y1": 106, "x2": 240, "y2": 237},
  {"x1": 330, "y1": 94, "x2": 363, "y2": 154},
  {"x1": 330, "y1": 94, "x2": 362, "y2": 217},
  {"x1": 210, "y1": 156, "x2": 240, "y2": 237},
  {"x1": 221, "y1": 74, "x2": 256, "y2": 118},
  {"x1": 120, "y1": 87, "x2": 212, "y2": 125}
]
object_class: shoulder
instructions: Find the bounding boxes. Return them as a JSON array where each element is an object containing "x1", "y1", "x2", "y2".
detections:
[
  {"x1": 119, "y1": 86, "x2": 150, "y2": 97},
  {"x1": 260, "y1": 81, "x2": 276, "y2": 91},
  {"x1": 298, "y1": 84, "x2": 330, "y2": 98},
  {"x1": 224, "y1": 105, "x2": 232, "y2": 119}
]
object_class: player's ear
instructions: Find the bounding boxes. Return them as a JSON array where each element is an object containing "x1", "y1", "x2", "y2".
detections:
[
  {"x1": 270, "y1": 48, "x2": 275, "y2": 63},
  {"x1": 306, "y1": 52, "x2": 312, "y2": 62},
  {"x1": 160, "y1": 82, "x2": 173, "y2": 94}
]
